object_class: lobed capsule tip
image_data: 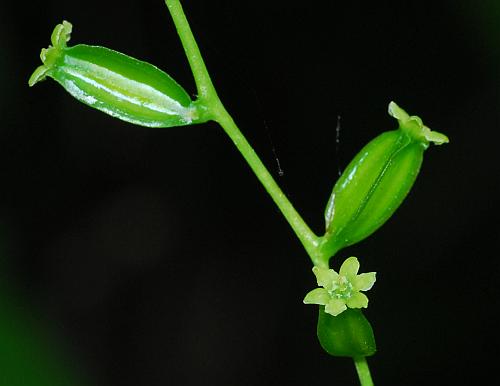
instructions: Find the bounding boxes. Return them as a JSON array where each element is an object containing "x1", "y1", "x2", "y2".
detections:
[
  {"x1": 388, "y1": 101, "x2": 449, "y2": 146},
  {"x1": 28, "y1": 21, "x2": 73, "y2": 87}
]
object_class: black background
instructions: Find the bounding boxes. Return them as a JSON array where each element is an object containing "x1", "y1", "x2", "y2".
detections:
[{"x1": 1, "y1": 1, "x2": 499, "y2": 385}]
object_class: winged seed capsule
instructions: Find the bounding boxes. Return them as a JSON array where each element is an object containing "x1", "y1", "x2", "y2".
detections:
[
  {"x1": 319, "y1": 102, "x2": 449, "y2": 261},
  {"x1": 29, "y1": 21, "x2": 208, "y2": 128}
]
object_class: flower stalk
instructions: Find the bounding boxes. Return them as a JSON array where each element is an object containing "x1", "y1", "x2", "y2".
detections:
[{"x1": 164, "y1": 0, "x2": 324, "y2": 266}]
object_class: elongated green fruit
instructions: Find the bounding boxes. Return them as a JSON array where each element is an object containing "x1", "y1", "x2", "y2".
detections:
[
  {"x1": 317, "y1": 307, "x2": 376, "y2": 357},
  {"x1": 29, "y1": 21, "x2": 208, "y2": 128},
  {"x1": 319, "y1": 102, "x2": 449, "y2": 260}
]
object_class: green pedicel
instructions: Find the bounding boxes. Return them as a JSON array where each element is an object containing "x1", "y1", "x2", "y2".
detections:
[{"x1": 29, "y1": 21, "x2": 208, "y2": 128}]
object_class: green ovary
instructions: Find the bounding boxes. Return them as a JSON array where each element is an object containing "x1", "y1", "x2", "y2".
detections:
[{"x1": 329, "y1": 276, "x2": 353, "y2": 300}]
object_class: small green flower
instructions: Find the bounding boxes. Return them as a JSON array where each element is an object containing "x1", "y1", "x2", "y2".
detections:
[{"x1": 303, "y1": 257, "x2": 376, "y2": 317}]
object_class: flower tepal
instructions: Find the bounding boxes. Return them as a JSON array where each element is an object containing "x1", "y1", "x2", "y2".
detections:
[{"x1": 303, "y1": 257, "x2": 376, "y2": 316}]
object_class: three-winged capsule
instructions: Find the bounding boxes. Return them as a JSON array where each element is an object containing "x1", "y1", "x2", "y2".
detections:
[
  {"x1": 29, "y1": 21, "x2": 208, "y2": 128},
  {"x1": 319, "y1": 102, "x2": 449, "y2": 261}
]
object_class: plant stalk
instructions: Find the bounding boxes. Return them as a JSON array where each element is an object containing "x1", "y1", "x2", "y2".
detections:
[
  {"x1": 164, "y1": 0, "x2": 323, "y2": 265},
  {"x1": 165, "y1": 0, "x2": 217, "y2": 101},
  {"x1": 354, "y1": 357, "x2": 374, "y2": 386},
  {"x1": 165, "y1": 0, "x2": 374, "y2": 382}
]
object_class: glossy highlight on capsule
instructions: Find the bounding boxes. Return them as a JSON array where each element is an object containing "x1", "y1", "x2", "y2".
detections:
[{"x1": 319, "y1": 102, "x2": 449, "y2": 261}]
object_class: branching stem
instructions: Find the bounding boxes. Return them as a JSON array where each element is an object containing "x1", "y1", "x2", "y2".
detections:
[
  {"x1": 165, "y1": 0, "x2": 324, "y2": 266},
  {"x1": 165, "y1": 0, "x2": 374, "y2": 384}
]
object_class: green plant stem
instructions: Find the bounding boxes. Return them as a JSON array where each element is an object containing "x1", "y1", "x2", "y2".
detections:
[
  {"x1": 165, "y1": 0, "x2": 217, "y2": 101},
  {"x1": 213, "y1": 105, "x2": 323, "y2": 264},
  {"x1": 354, "y1": 357, "x2": 374, "y2": 386},
  {"x1": 166, "y1": 0, "x2": 373, "y2": 383},
  {"x1": 165, "y1": 0, "x2": 324, "y2": 266}
]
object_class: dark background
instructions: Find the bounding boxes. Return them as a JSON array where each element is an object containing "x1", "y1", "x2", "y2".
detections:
[{"x1": 1, "y1": 1, "x2": 499, "y2": 385}]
